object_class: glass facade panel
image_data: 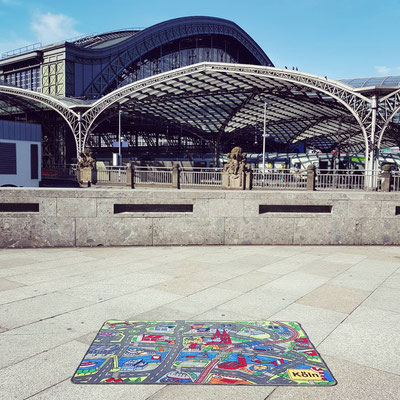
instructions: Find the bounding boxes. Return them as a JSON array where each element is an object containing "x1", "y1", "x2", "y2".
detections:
[
  {"x1": 118, "y1": 47, "x2": 238, "y2": 88},
  {"x1": 4, "y1": 67, "x2": 41, "y2": 92}
]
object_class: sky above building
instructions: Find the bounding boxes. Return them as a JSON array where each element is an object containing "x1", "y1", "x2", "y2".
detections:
[{"x1": 0, "y1": 0, "x2": 399, "y2": 80}]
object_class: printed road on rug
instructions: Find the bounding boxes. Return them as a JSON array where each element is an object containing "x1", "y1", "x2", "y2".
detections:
[{"x1": 72, "y1": 320, "x2": 336, "y2": 386}]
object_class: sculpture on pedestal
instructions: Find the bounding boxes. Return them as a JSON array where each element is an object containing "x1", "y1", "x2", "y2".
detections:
[
  {"x1": 222, "y1": 147, "x2": 252, "y2": 190},
  {"x1": 77, "y1": 148, "x2": 97, "y2": 186}
]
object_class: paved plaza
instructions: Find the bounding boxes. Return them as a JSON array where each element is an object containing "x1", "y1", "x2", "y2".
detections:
[{"x1": 0, "y1": 245, "x2": 399, "y2": 399}]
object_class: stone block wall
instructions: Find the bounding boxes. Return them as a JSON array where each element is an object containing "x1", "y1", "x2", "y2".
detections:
[{"x1": 0, "y1": 188, "x2": 399, "y2": 247}]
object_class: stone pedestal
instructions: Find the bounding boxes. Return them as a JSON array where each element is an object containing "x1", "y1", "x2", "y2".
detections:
[
  {"x1": 172, "y1": 165, "x2": 181, "y2": 189},
  {"x1": 126, "y1": 163, "x2": 135, "y2": 189},
  {"x1": 381, "y1": 164, "x2": 392, "y2": 192},
  {"x1": 306, "y1": 164, "x2": 316, "y2": 191},
  {"x1": 78, "y1": 167, "x2": 97, "y2": 186},
  {"x1": 222, "y1": 171, "x2": 252, "y2": 190}
]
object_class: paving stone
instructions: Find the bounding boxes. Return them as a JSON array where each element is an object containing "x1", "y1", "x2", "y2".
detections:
[
  {"x1": 255, "y1": 271, "x2": 329, "y2": 298},
  {"x1": 382, "y1": 273, "x2": 400, "y2": 289},
  {"x1": 296, "y1": 284, "x2": 371, "y2": 314},
  {"x1": 217, "y1": 288, "x2": 298, "y2": 319},
  {"x1": 151, "y1": 271, "x2": 226, "y2": 296},
  {"x1": 0, "y1": 254, "x2": 97, "y2": 279},
  {"x1": 192, "y1": 307, "x2": 258, "y2": 321},
  {"x1": 0, "y1": 292, "x2": 95, "y2": 329},
  {"x1": 318, "y1": 306, "x2": 400, "y2": 375},
  {"x1": 59, "y1": 271, "x2": 173, "y2": 302},
  {"x1": 0, "y1": 341, "x2": 88, "y2": 400},
  {"x1": 216, "y1": 271, "x2": 281, "y2": 293},
  {"x1": 330, "y1": 258, "x2": 400, "y2": 291},
  {"x1": 361, "y1": 286, "x2": 400, "y2": 313},
  {"x1": 257, "y1": 253, "x2": 323, "y2": 275},
  {"x1": 0, "y1": 330, "x2": 84, "y2": 369},
  {"x1": 28, "y1": 379, "x2": 163, "y2": 400},
  {"x1": 127, "y1": 306, "x2": 198, "y2": 321},
  {"x1": 269, "y1": 303, "x2": 347, "y2": 345},
  {"x1": 147, "y1": 384, "x2": 274, "y2": 400},
  {"x1": 0, "y1": 278, "x2": 25, "y2": 291},
  {"x1": 267, "y1": 355, "x2": 400, "y2": 400},
  {"x1": 0, "y1": 245, "x2": 399, "y2": 400},
  {"x1": 298, "y1": 261, "x2": 352, "y2": 277}
]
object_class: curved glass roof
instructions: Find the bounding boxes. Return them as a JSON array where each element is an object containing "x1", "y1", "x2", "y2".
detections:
[
  {"x1": 71, "y1": 30, "x2": 139, "y2": 49},
  {"x1": 339, "y1": 76, "x2": 400, "y2": 88}
]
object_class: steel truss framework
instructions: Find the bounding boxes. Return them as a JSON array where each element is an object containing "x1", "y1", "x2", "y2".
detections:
[
  {"x1": 80, "y1": 17, "x2": 273, "y2": 98},
  {"x1": 2, "y1": 62, "x2": 400, "y2": 181}
]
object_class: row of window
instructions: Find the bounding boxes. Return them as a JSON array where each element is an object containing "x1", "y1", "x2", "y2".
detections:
[
  {"x1": 118, "y1": 47, "x2": 237, "y2": 87},
  {"x1": 5, "y1": 67, "x2": 41, "y2": 92}
]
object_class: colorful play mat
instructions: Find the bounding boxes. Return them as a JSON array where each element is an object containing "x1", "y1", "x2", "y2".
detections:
[{"x1": 72, "y1": 320, "x2": 336, "y2": 386}]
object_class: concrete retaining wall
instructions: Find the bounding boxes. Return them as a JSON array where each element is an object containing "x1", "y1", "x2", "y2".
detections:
[{"x1": 0, "y1": 188, "x2": 400, "y2": 247}]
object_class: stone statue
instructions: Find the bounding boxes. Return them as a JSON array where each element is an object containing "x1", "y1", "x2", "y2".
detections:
[
  {"x1": 224, "y1": 146, "x2": 250, "y2": 176},
  {"x1": 77, "y1": 148, "x2": 96, "y2": 169},
  {"x1": 77, "y1": 148, "x2": 97, "y2": 186},
  {"x1": 222, "y1": 146, "x2": 252, "y2": 190}
]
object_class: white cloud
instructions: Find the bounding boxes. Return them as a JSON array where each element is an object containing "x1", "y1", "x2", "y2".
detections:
[
  {"x1": 0, "y1": 0, "x2": 21, "y2": 5},
  {"x1": 374, "y1": 66, "x2": 400, "y2": 76},
  {"x1": 375, "y1": 66, "x2": 391, "y2": 75},
  {"x1": 31, "y1": 12, "x2": 82, "y2": 45}
]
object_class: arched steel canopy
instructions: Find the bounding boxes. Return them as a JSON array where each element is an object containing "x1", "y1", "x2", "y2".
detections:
[
  {"x1": 80, "y1": 62, "x2": 374, "y2": 153},
  {"x1": 2, "y1": 62, "x2": 400, "y2": 168},
  {"x1": 0, "y1": 82, "x2": 79, "y2": 140}
]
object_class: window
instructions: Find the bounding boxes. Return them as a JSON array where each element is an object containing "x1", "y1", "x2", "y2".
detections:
[
  {"x1": 31, "y1": 144, "x2": 38, "y2": 179},
  {"x1": 0, "y1": 143, "x2": 17, "y2": 174}
]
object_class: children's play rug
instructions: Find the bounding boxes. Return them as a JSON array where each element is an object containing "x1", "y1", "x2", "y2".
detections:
[{"x1": 72, "y1": 320, "x2": 336, "y2": 386}]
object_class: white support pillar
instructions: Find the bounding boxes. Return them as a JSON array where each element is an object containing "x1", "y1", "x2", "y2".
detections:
[
  {"x1": 365, "y1": 95, "x2": 378, "y2": 190},
  {"x1": 77, "y1": 111, "x2": 83, "y2": 156},
  {"x1": 118, "y1": 108, "x2": 122, "y2": 166}
]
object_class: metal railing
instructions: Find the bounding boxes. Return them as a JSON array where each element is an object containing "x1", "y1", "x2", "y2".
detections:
[
  {"x1": 316, "y1": 169, "x2": 383, "y2": 191},
  {"x1": 97, "y1": 166, "x2": 127, "y2": 184},
  {"x1": 392, "y1": 171, "x2": 400, "y2": 191},
  {"x1": 1, "y1": 42, "x2": 42, "y2": 59},
  {"x1": 134, "y1": 166, "x2": 172, "y2": 185},
  {"x1": 181, "y1": 167, "x2": 223, "y2": 187},
  {"x1": 316, "y1": 169, "x2": 365, "y2": 190},
  {"x1": 253, "y1": 168, "x2": 307, "y2": 190},
  {"x1": 65, "y1": 164, "x2": 400, "y2": 192}
]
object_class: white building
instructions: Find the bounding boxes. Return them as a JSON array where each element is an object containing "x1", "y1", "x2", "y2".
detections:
[{"x1": 0, "y1": 120, "x2": 41, "y2": 187}]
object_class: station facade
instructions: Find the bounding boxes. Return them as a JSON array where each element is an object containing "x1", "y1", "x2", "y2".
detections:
[{"x1": 1, "y1": 16, "x2": 400, "y2": 178}]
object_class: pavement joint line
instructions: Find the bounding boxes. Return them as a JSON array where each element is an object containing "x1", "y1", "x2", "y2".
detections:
[
  {"x1": 177, "y1": 257, "x2": 336, "y2": 320},
  {"x1": 0, "y1": 261, "x2": 172, "y2": 306},
  {"x1": 317, "y1": 352, "x2": 400, "y2": 378},
  {"x1": 0, "y1": 339, "x2": 81, "y2": 372},
  {"x1": 23, "y1": 377, "x2": 70, "y2": 399},
  {"x1": 316, "y1": 263, "x2": 400, "y2": 350},
  {"x1": 146, "y1": 261, "x2": 289, "y2": 317},
  {"x1": 1, "y1": 295, "x2": 109, "y2": 333},
  {"x1": 0, "y1": 255, "x2": 100, "y2": 279},
  {"x1": 264, "y1": 386, "x2": 279, "y2": 399},
  {"x1": 145, "y1": 384, "x2": 168, "y2": 400}
]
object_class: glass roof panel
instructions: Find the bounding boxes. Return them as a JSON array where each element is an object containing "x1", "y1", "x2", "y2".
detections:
[{"x1": 339, "y1": 76, "x2": 400, "y2": 87}]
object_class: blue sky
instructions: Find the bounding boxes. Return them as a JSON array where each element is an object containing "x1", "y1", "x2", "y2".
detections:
[{"x1": 0, "y1": 0, "x2": 399, "y2": 79}]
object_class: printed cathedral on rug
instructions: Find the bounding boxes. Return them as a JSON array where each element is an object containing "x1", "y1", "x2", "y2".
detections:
[{"x1": 72, "y1": 320, "x2": 336, "y2": 386}]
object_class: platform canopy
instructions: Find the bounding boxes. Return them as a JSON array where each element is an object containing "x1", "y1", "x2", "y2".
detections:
[
  {"x1": 81, "y1": 63, "x2": 400, "y2": 157},
  {"x1": 1, "y1": 63, "x2": 400, "y2": 166},
  {"x1": 110, "y1": 65, "x2": 367, "y2": 152}
]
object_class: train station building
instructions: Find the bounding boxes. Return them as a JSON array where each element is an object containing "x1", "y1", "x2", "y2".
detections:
[{"x1": 1, "y1": 16, "x2": 400, "y2": 178}]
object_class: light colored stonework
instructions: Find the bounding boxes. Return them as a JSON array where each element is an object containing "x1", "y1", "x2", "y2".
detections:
[{"x1": 1, "y1": 188, "x2": 400, "y2": 247}]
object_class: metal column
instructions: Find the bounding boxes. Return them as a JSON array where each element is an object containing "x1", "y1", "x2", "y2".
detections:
[
  {"x1": 77, "y1": 111, "x2": 83, "y2": 156},
  {"x1": 366, "y1": 95, "x2": 378, "y2": 190}
]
